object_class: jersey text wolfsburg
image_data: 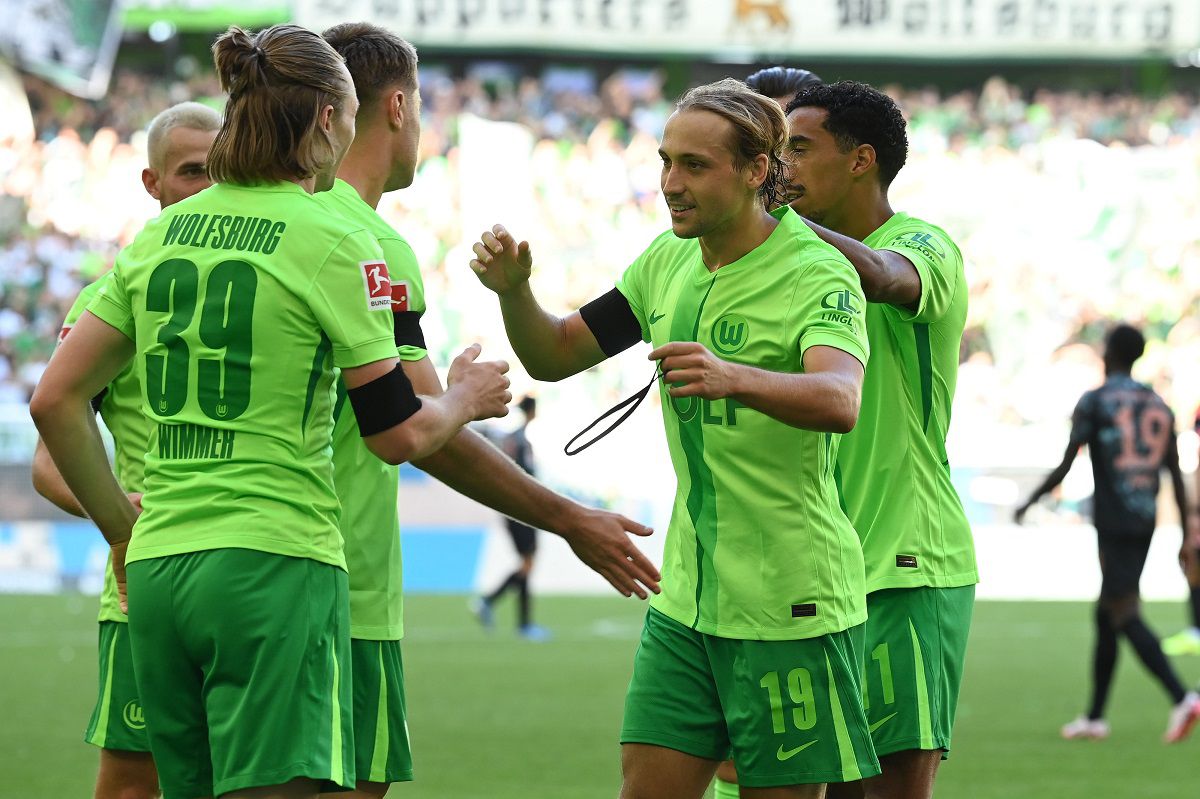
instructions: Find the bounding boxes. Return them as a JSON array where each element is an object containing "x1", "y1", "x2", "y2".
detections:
[
  {"x1": 836, "y1": 213, "x2": 977, "y2": 593},
  {"x1": 63, "y1": 274, "x2": 148, "y2": 623},
  {"x1": 317, "y1": 179, "x2": 428, "y2": 640},
  {"x1": 616, "y1": 206, "x2": 869, "y2": 641},
  {"x1": 88, "y1": 182, "x2": 397, "y2": 569}
]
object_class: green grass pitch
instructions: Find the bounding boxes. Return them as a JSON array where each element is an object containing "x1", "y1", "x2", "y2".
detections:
[{"x1": 3, "y1": 595, "x2": 1198, "y2": 798}]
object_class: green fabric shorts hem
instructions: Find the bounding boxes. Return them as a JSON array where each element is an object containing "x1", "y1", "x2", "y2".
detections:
[
  {"x1": 127, "y1": 549, "x2": 355, "y2": 798},
  {"x1": 84, "y1": 621, "x2": 151, "y2": 753},
  {"x1": 350, "y1": 638, "x2": 414, "y2": 785},
  {"x1": 860, "y1": 584, "x2": 974, "y2": 759},
  {"x1": 622, "y1": 608, "x2": 879, "y2": 786}
]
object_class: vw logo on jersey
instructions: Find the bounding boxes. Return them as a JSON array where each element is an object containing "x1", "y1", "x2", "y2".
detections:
[{"x1": 711, "y1": 313, "x2": 749, "y2": 356}]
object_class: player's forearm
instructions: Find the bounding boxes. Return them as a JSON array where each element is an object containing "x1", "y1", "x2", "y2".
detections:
[
  {"x1": 804, "y1": 220, "x2": 919, "y2": 306},
  {"x1": 31, "y1": 439, "x2": 86, "y2": 517},
  {"x1": 497, "y1": 283, "x2": 583, "y2": 382},
  {"x1": 29, "y1": 398, "x2": 135, "y2": 543},
  {"x1": 415, "y1": 427, "x2": 576, "y2": 532},
  {"x1": 391, "y1": 386, "x2": 484, "y2": 463},
  {"x1": 728, "y1": 364, "x2": 860, "y2": 433}
]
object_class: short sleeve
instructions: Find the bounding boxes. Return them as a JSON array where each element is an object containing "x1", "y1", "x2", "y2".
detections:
[
  {"x1": 305, "y1": 230, "x2": 400, "y2": 369},
  {"x1": 615, "y1": 232, "x2": 673, "y2": 343},
  {"x1": 379, "y1": 237, "x2": 428, "y2": 362},
  {"x1": 792, "y1": 258, "x2": 869, "y2": 369},
  {"x1": 876, "y1": 226, "x2": 962, "y2": 325},
  {"x1": 86, "y1": 259, "x2": 135, "y2": 341},
  {"x1": 1069, "y1": 392, "x2": 1095, "y2": 448},
  {"x1": 60, "y1": 275, "x2": 107, "y2": 343}
]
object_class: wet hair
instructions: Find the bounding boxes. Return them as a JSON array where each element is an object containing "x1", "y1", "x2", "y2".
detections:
[
  {"x1": 745, "y1": 66, "x2": 823, "y2": 104},
  {"x1": 676, "y1": 78, "x2": 788, "y2": 208},
  {"x1": 323, "y1": 21, "x2": 419, "y2": 109},
  {"x1": 786, "y1": 81, "x2": 909, "y2": 188},
  {"x1": 146, "y1": 102, "x2": 221, "y2": 172},
  {"x1": 1104, "y1": 324, "x2": 1145, "y2": 369},
  {"x1": 207, "y1": 24, "x2": 353, "y2": 184}
]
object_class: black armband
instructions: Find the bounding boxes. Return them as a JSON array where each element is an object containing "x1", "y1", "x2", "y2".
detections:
[
  {"x1": 579, "y1": 287, "x2": 643, "y2": 357},
  {"x1": 348, "y1": 364, "x2": 422, "y2": 436},
  {"x1": 393, "y1": 310, "x2": 427, "y2": 350}
]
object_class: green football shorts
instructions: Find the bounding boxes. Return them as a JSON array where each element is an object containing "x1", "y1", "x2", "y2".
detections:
[
  {"x1": 126, "y1": 549, "x2": 354, "y2": 798},
  {"x1": 621, "y1": 608, "x2": 880, "y2": 787},
  {"x1": 859, "y1": 585, "x2": 975, "y2": 758},
  {"x1": 351, "y1": 638, "x2": 413, "y2": 785},
  {"x1": 84, "y1": 621, "x2": 151, "y2": 752}
]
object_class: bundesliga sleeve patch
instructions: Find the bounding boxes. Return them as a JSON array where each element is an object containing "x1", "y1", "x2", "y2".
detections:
[
  {"x1": 57, "y1": 326, "x2": 72, "y2": 345},
  {"x1": 391, "y1": 279, "x2": 409, "y2": 312},
  {"x1": 360, "y1": 260, "x2": 392, "y2": 312}
]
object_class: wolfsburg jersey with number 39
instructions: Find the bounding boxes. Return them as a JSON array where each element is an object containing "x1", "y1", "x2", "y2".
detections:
[
  {"x1": 615, "y1": 206, "x2": 870, "y2": 641},
  {"x1": 88, "y1": 182, "x2": 397, "y2": 569},
  {"x1": 63, "y1": 273, "x2": 149, "y2": 624},
  {"x1": 835, "y1": 213, "x2": 977, "y2": 593},
  {"x1": 316, "y1": 179, "x2": 428, "y2": 640}
]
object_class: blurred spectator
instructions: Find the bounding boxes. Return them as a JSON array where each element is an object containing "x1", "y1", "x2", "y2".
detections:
[{"x1": 2, "y1": 68, "x2": 1200, "y2": 474}]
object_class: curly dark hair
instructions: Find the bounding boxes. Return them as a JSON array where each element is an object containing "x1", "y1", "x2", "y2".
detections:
[
  {"x1": 1104, "y1": 324, "x2": 1145, "y2": 369},
  {"x1": 786, "y1": 81, "x2": 909, "y2": 188}
]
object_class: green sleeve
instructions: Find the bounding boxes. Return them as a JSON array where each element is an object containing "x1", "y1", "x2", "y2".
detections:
[
  {"x1": 792, "y1": 258, "x2": 869, "y2": 368},
  {"x1": 876, "y1": 226, "x2": 962, "y2": 325},
  {"x1": 378, "y1": 235, "x2": 427, "y2": 362},
  {"x1": 62, "y1": 275, "x2": 108, "y2": 331},
  {"x1": 305, "y1": 231, "x2": 400, "y2": 369},
  {"x1": 615, "y1": 232, "x2": 671, "y2": 342},
  {"x1": 85, "y1": 260, "x2": 135, "y2": 341}
]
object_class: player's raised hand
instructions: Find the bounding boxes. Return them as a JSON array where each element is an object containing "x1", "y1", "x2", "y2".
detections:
[
  {"x1": 469, "y1": 224, "x2": 533, "y2": 295},
  {"x1": 560, "y1": 507, "x2": 660, "y2": 598},
  {"x1": 650, "y1": 341, "x2": 737, "y2": 400},
  {"x1": 447, "y1": 343, "x2": 512, "y2": 421}
]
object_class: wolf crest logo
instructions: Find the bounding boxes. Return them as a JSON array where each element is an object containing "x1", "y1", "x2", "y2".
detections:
[{"x1": 731, "y1": 0, "x2": 791, "y2": 32}]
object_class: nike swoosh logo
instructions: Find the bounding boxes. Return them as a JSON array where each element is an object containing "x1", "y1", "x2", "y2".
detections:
[
  {"x1": 869, "y1": 712, "x2": 899, "y2": 733},
  {"x1": 648, "y1": 310, "x2": 665, "y2": 324},
  {"x1": 775, "y1": 739, "x2": 818, "y2": 761}
]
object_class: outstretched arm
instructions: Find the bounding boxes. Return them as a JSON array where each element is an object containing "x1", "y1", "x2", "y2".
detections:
[
  {"x1": 469, "y1": 224, "x2": 609, "y2": 381},
  {"x1": 403, "y1": 357, "x2": 660, "y2": 598},
  {"x1": 803, "y1": 219, "x2": 921, "y2": 309},
  {"x1": 1014, "y1": 442, "x2": 1082, "y2": 524}
]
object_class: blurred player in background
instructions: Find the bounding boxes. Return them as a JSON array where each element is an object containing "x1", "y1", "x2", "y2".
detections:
[
  {"x1": 317, "y1": 23, "x2": 661, "y2": 798},
  {"x1": 470, "y1": 78, "x2": 879, "y2": 798},
  {"x1": 1162, "y1": 411, "x2": 1200, "y2": 656},
  {"x1": 1015, "y1": 323, "x2": 1200, "y2": 743},
  {"x1": 31, "y1": 100, "x2": 220, "y2": 799},
  {"x1": 475, "y1": 395, "x2": 554, "y2": 640},
  {"x1": 32, "y1": 23, "x2": 512, "y2": 799}
]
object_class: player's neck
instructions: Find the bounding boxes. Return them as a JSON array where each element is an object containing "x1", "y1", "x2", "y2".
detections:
[
  {"x1": 829, "y1": 192, "x2": 895, "y2": 242},
  {"x1": 698, "y1": 207, "x2": 778, "y2": 271},
  {"x1": 337, "y1": 139, "x2": 390, "y2": 210}
]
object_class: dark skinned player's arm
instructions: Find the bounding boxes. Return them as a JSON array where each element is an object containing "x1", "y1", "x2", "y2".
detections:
[
  {"x1": 1014, "y1": 440, "x2": 1083, "y2": 523},
  {"x1": 1163, "y1": 432, "x2": 1189, "y2": 543},
  {"x1": 803, "y1": 219, "x2": 921, "y2": 310}
]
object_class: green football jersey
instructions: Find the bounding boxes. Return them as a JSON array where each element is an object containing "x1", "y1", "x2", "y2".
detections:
[
  {"x1": 615, "y1": 206, "x2": 870, "y2": 641},
  {"x1": 316, "y1": 179, "x2": 428, "y2": 640},
  {"x1": 835, "y1": 213, "x2": 977, "y2": 593},
  {"x1": 62, "y1": 273, "x2": 150, "y2": 623},
  {"x1": 88, "y1": 181, "x2": 397, "y2": 569}
]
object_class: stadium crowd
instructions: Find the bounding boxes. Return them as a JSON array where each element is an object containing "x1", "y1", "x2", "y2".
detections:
[{"x1": 3, "y1": 66, "x2": 1200, "y2": 465}]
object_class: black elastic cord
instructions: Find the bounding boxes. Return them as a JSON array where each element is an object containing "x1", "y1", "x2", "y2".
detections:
[{"x1": 565, "y1": 367, "x2": 661, "y2": 456}]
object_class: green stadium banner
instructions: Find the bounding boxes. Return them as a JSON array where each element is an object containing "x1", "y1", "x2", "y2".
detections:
[
  {"x1": 296, "y1": 0, "x2": 1200, "y2": 60},
  {"x1": 0, "y1": 0, "x2": 123, "y2": 99},
  {"x1": 122, "y1": 0, "x2": 289, "y2": 32}
]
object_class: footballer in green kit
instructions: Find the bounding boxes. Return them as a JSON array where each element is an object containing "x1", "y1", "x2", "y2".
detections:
[
  {"x1": 783, "y1": 82, "x2": 977, "y2": 799},
  {"x1": 470, "y1": 79, "x2": 878, "y2": 798},
  {"x1": 32, "y1": 101, "x2": 221, "y2": 799},
  {"x1": 317, "y1": 23, "x2": 662, "y2": 798},
  {"x1": 31, "y1": 25, "x2": 512, "y2": 799}
]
